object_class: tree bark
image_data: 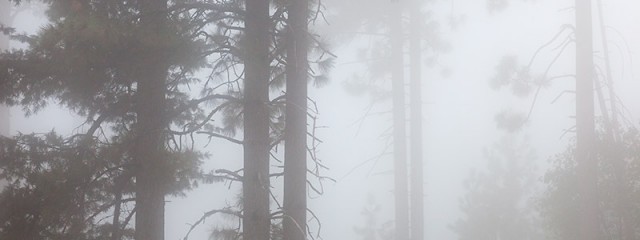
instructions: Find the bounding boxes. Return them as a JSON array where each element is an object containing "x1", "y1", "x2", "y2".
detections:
[
  {"x1": 243, "y1": 0, "x2": 271, "y2": 239},
  {"x1": 409, "y1": 2, "x2": 424, "y2": 239},
  {"x1": 575, "y1": 1, "x2": 599, "y2": 240},
  {"x1": 134, "y1": 0, "x2": 169, "y2": 239},
  {"x1": 390, "y1": 3, "x2": 409, "y2": 240},
  {"x1": 283, "y1": 0, "x2": 309, "y2": 239}
]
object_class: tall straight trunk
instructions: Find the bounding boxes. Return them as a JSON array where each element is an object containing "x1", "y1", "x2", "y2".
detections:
[
  {"x1": 134, "y1": 0, "x2": 168, "y2": 239},
  {"x1": 575, "y1": 1, "x2": 598, "y2": 240},
  {"x1": 283, "y1": 0, "x2": 309, "y2": 239},
  {"x1": 390, "y1": 3, "x2": 409, "y2": 240},
  {"x1": 0, "y1": 1, "x2": 10, "y2": 137},
  {"x1": 408, "y1": 2, "x2": 423, "y2": 240},
  {"x1": 243, "y1": 0, "x2": 271, "y2": 239}
]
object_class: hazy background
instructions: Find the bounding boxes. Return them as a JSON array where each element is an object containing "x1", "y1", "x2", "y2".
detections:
[{"x1": 5, "y1": 0, "x2": 640, "y2": 239}]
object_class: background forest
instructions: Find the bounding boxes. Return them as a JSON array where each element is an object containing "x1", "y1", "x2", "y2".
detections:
[{"x1": 1, "y1": 0, "x2": 640, "y2": 240}]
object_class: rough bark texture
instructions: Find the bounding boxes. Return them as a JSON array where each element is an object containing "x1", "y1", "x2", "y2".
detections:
[
  {"x1": 243, "y1": 0, "x2": 271, "y2": 239},
  {"x1": 283, "y1": 0, "x2": 309, "y2": 239},
  {"x1": 409, "y1": 2, "x2": 424, "y2": 240},
  {"x1": 134, "y1": 0, "x2": 169, "y2": 239},
  {"x1": 391, "y1": 3, "x2": 409, "y2": 240},
  {"x1": 575, "y1": 1, "x2": 599, "y2": 240}
]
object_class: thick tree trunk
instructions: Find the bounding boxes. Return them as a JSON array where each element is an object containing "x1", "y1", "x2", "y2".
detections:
[
  {"x1": 243, "y1": 0, "x2": 271, "y2": 239},
  {"x1": 408, "y1": 2, "x2": 423, "y2": 240},
  {"x1": 283, "y1": 0, "x2": 309, "y2": 239},
  {"x1": 575, "y1": 1, "x2": 599, "y2": 240},
  {"x1": 134, "y1": 0, "x2": 169, "y2": 239},
  {"x1": 390, "y1": 3, "x2": 409, "y2": 240}
]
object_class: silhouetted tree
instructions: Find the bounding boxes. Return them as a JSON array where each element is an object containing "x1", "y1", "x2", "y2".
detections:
[
  {"x1": 452, "y1": 134, "x2": 542, "y2": 240},
  {"x1": 0, "y1": 0, "x2": 212, "y2": 239},
  {"x1": 242, "y1": 0, "x2": 271, "y2": 239},
  {"x1": 574, "y1": 2, "x2": 598, "y2": 239},
  {"x1": 408, "y1": 1, "x2": 424, "y2": 239},
  {"x1": 283, "y1": 0, "x2": 310, "y2": 239},
  {"x1": 489, "y1": 2, "x2": 601, "y2": 238},
  {"x1": 353, "y1": 194, "x2": 393, "y2": 240},
  {"x1": 540, "y1": 127, "x2": 640, "y2": 240}
]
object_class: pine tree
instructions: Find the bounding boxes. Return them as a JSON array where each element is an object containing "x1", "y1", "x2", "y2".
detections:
[
  {"x1": 134, "y1": 0, "x2": 170, "y2": 239},
  {"x1": 574, "y1": 1, "x2": 598, "y2": 239},
  {"x1": 283, "y1": 0, "x2": 310, "y2": 239},
  {"x1": 390, "y1": 2, "x2": 409, "y2": 239},
  {"x1": 242, "y1": 0, "x2": 272, "y2": 239},
  {"x1": 0, "y1": 0, "x2": 11, "y2": 136},
  {"x1": 0, "y1": 1, "x2": 209, "y2": 238},
  {"x1": 408, "y1": 1, "x2": 424, "y2": 239}
]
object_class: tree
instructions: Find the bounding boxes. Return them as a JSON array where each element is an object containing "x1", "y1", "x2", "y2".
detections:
[
  {"x1": 242, "y1": 0, "x2": 272, "y2": 239},
  {"x1": 539, "y1": 127, "x2": 640, "y2": 240},
  {"x1": 134, "y1": 0, "x2": 171, "y2": 239},
  {"x1": 0, "y1": 1, "x2": 210, "y2": 239},
  {"x1": 321, "y1": 1, "x2": 447, "y2": 238},
  {"x1": 389, "y1": 2, "x2": 409, "y2": 240},
  {"x1": 0, "y1": 0, "x2": 12, "y2": 136},
  {"x1": 452, "y1": 134, "x2": 542, "y2": 240},
  {"x1": 353, "y1": 193, "x2": 394, "y2": 240},
  {"x1": 283, "y1": 0, "x2": 310, "y2": 239},
  {"x1": 574, "y1": 1, "x2": 598, "y2": 240},
  {"x1": 408, "y1": 1, "x2": 424, "y2": 239},
  {"x1": 489, "y1": 1, "x2": 601, "y2": 238}
]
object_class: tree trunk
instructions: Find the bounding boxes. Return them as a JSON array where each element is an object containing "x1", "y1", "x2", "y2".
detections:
[
  {"x1": 409, "y1": 2, "x2": 423, "y2": 239},
  {"x1": 595, "y1": 2, "x2": 632, "y2": 238},
  {"x1": 390, "y1": 3, "x2": 409, "y2": 240},
  {"x1": 0, "y1": 1, "x2": 11, "y2": 137},
  {"x1": 283, "y1": 0, "x2": 309, "y2": 239},
  {"x1": 134, "y1": 0, "x2": 169, "y2": 239},
  {"x1": 243, "y1": 0, "x2": 271, "y2": 239},
  {"x1": 575, "y1": 1, "x2": 599, "y2": 240}
]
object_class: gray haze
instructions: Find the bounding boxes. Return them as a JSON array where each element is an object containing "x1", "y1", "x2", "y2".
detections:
[{"x1": 3, "y1": 0, "x2": 640, "y2": 239}]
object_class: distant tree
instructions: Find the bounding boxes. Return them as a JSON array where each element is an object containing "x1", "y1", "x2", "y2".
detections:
[
  {"x1": 321, "y1": 1, "x2": 448, "y2": 238},
  {"x1": 408, "y1": 1, "x2": 425, "y2": 238},
  {"x1": 574, "y1": 2, "x2": 598, "y2": 239},
  {"x1": 539, "y1": 127, "x2": 640, "y2": 240},
  {"x1": 0, "y1": 0, "x2": 11, "y2": 136},
  {"x1": 490, "y1": 2, "x2": 601, "y2": 238},
  {"x1": 452, "y1": 134, "x2": 543, "y2": 240},
  {"x1": 353, "y1": 194, "x2": 393, "y2": 240},
  {"x1": 388, "y1": 3, "x2": 409, "y2": 239}
]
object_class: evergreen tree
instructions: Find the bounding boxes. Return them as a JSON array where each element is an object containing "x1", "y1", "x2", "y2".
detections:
[
  {"x1": 283, "y1": 0, "x2": 310, "y2": 239},
  {"x1": 242, "y1": 0, "x2": 272, "y2": 239},
  {"x1": 452, "y1": 134, "x2": 542, "y2": 240},
  {"x1": 0, "y1": 1, "x2": 211, "y2": 238},
  {"x1": 540, "y1": 127, "x2": 640, "y2": 240}
]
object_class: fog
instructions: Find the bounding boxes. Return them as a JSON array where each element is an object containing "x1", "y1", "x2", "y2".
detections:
[{"x1": 2, "y1": 0, "x2": 640, "y2": 240}]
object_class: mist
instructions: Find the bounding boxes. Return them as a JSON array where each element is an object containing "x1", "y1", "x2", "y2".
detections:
[{"x1": 2, "y1": 0, "x2": 640, "y2": 240}]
